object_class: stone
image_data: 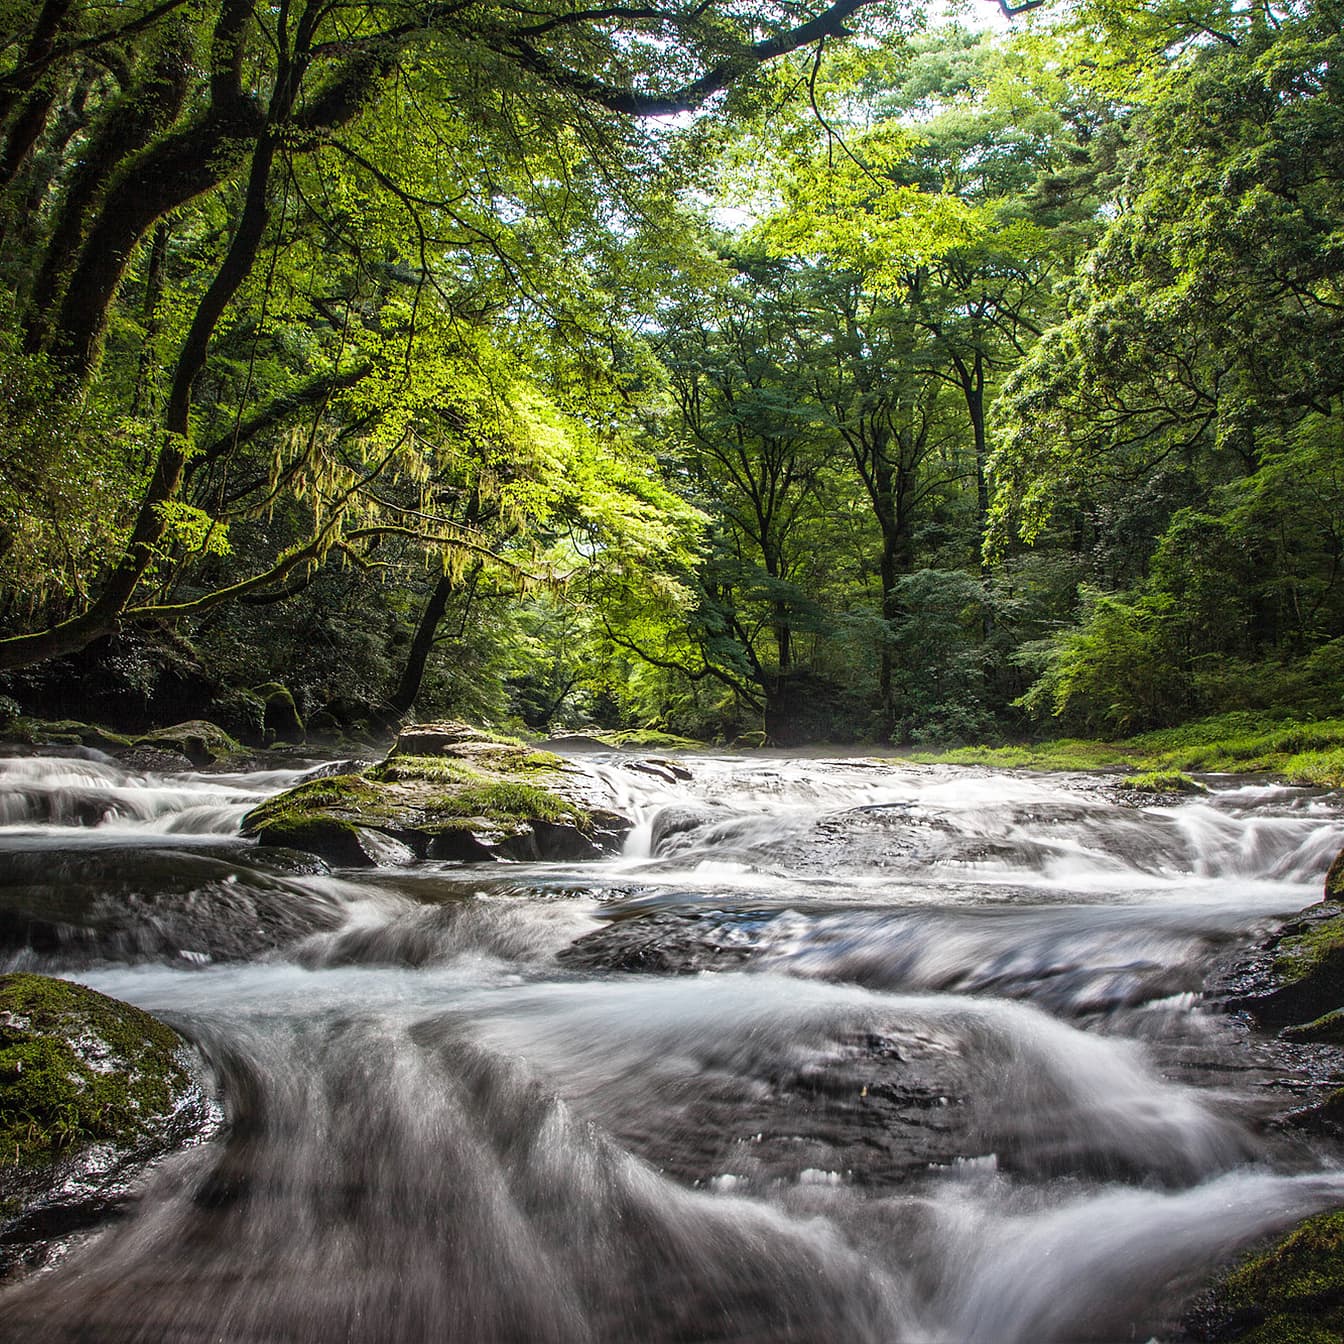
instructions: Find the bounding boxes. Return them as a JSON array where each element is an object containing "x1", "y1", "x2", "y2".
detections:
[
  {"x1": 242, "y1": 725, "x2": 632, "y2": 866},
  {"x1": 0, "y1": 974, "x2": 220, "y2": 1275},
  {"x1": 129, "y1": 720, "x2": 241, "y2": 768}
]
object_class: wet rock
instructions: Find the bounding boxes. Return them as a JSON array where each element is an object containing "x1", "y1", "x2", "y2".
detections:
[
  {"x1": 0, "y1": 973, "x2": 220, "y2": 1276},
  {"x1": 0, "y1": 845, "x2": 343, "y2": 966},
  {"x1": 1327, "y1": 848, "x2": 1344, "y2": 903},
  {"x1": 539, "y1": 734, "x2": 611, "y2": 752},
  {"x1": 1229, "y1": 901, "x2": 1344, "y2": 1029},
  {"x1": 242, "y1": 723, "x2": 631, "y2": 866},
  {"x1": 559, "y1": 910, "x2": 764, "y2": 974}
]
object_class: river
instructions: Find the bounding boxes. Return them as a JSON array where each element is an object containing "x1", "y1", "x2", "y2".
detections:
[{"x1": 2, "y1": 749, "x2": 1344, "y2": 1342}]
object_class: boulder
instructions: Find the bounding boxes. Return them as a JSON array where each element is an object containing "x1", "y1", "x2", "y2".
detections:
[
  {"x1": 252, "y1": 683, "x2": 304, "y2": 746},
  {"x1": 0, "y1": 844, "x2": 342, "y2": 966},
  {"x1": 129, "y1": 720, "x2": 241, "y2": 768},
  {"x1": 241, "y1": 723, "x2": 631, "y2": 866},
  {"x1": 0, "y1": 973, "x2": 220, "y2": 1274}
]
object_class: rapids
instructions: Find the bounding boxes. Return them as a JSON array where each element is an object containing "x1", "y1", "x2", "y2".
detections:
[{"x1": 2, "y1": 748, "x2": 1344, "y2": 1342}]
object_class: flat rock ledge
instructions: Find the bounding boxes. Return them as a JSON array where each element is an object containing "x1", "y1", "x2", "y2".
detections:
[
  {"x1": 241, "y1": 721, "x2": 631, "y2": 866},
  {"x1": 0, "y1": 973, "x2": 220, "y2": 1278}
]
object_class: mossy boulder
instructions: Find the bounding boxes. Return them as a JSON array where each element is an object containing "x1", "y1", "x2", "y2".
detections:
[
  {"x1": 241, "y1": 722, "x2": 631, "y2": 866},
  {"x1": 0, "y1": 718, "x2": 132, "y2": 751},
  {"x1": 252, "y1": 682, "x2": 304, "y2": 746},
  {"x1": 130, "y1": 720, "x2": 241, "y2": 768},
  {"x1": 0, "y1": 974, "x2": 218, "y2": 1270},
  {"x1": 1187, "y1": 1210, "x2": 1344, "y2": 1343}
]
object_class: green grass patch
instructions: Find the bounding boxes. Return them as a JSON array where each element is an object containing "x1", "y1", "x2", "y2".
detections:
[
  {"x1": 910, "y1": 715, "x2": 1344, "y2": 786},
  {"x1": 425, "y1": 782, "x2": 585, "y2": 826},
  {"x1": 1120, "y1": 771, "x2": 1206, "y2": 793}
]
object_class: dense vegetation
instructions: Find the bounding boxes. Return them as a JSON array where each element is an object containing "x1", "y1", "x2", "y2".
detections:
[{"x1": 0, "y1": 0, "x2": 1339, "y2": 755}]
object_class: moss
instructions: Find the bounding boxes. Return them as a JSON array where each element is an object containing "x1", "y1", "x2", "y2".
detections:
[
  {"x1": 0, "y1": 973, "x2": 190, "y2": 1171},
  {"x1": 1120, "y1": 770, "x2": 1206, "y2": 793},
  {"x1": 242, "y1": 774, "x2": 386, "y2": 833},
  {"x1": 1200, "y1": 1212, "x2": 1344, "y2": 1343},
  {"x1": 425, "y1": 781, "x2": 587, "y2": 827},
  {"x1": 1273, "y1": 916, "x2": 1344, "y2": 986},
  {"x1": 1281, "y1": 1009, "x2": 1344, "y2": 1045},
  {"x1": 369, "y1": 755, "x2": 480, "y2": 785}
]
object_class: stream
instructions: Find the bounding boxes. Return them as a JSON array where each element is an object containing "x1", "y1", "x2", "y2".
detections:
[{"x1": 3, "y1": 749, "x2": 1344, "y2": 1342}]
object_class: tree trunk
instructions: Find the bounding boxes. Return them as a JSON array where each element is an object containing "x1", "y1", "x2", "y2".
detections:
[{"x1": 385, "y1": 571, "x2": 459, "y2": 723}]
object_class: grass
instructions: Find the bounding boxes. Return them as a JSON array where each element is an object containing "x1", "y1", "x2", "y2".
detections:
[{"x1": 909, "y1": 714, "x2": 1344, "y2": 787}]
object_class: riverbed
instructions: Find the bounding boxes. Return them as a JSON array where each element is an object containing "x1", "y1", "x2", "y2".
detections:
[{"x1": 2, "y1": 749, "x2": 1343, "y2": 1342}]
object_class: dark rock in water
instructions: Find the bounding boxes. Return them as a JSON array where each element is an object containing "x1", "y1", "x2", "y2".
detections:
[
  {"x1": 0, "y1": 973, "x2": 220, "y2": 1276},
  {"x1": 539, "y1": 734, "x2": 611, "y2": 752},
  {"x1": 243, "y1": 722, "x2": 631, "y2": 866},
  {"x1": 650, "y1": 805, "x2": 721, "y2": 854},
  {"x1": 559, "y1": 909, "x2": 764, "y2": 974},
  {"x1": 0, "y1": 845, "x2": 343, "y2": 967}
]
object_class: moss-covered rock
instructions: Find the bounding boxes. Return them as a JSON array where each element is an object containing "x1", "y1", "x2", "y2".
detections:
[
  {"x1": 1281, "y1": 1009, "x2": 1344, "y2": 1046},
  {"x1": 0, "y1": 974, "x2": 218, "y2": 1270},
  {"x1": 0, "y1": 718, "x2": 133, "y2": 751},
  {"x1": 1326, "y1": 849, "x2": 1344, "y2": 904},
  {"x1": 1187, "y1": 1211, "x2": 1344, "y2": 1343},
  {"x1": 131, "y1": 720, "x2": 241, "y2": 767},
  {"x1": 1230, "y1": 901, "x2": 1344, "y2": 1030},
  {"x1": 241, "y1": 723, "x2": 630, "y2": 866},
  {"x1": 253, "y1": 682, "x2": 304, "y2": 746}
]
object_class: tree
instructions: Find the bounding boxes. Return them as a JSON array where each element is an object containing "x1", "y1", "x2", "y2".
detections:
[{"x1": 0, "y1": 0, "x2": 905, "y2": 674}]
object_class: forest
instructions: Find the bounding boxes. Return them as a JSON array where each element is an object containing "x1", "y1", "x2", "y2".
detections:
[{"x1": 0, "y1": 0, "x2": 1340, "y2": 758}]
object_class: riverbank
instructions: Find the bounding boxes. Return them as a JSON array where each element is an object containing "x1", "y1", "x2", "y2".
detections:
[{"x1": 908, "y1": 712, "x2": 1344, "y2": 790}]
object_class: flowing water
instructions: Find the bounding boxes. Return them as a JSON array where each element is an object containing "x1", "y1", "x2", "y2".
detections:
[{"x1": 3, "y1": 749, "x2": 1344, "y2": 1342}]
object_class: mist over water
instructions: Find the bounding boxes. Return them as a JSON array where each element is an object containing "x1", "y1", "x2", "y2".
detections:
[{"x1": 3, "y1": 750, "x2": 1344, "y2": 1342}]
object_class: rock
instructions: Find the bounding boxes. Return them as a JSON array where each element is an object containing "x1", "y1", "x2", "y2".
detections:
[
  {"x1": 208, "y1": 688, "x2": 266, "y2": 746},
  {"x1": 0, "y1": 973, "x2": 220, "y2": 1275},
  {"x1": 0, "y1": 844, "x2": 344, "y2": 966},
  {"x1": 241, "y1": 725, "x2": 632, "y2": 866},
  {"x1": 540, "y1": 734, "x2": 612, "y2": 752},
  {"x1": 1327, "y1": 848, "x2": 1344, "y2": 904},
  {"x1": 129, "y1": 720, "x2": 241, "y2": 768},
  {"x1": 1185, "y1": 1210, "x2": 1344, "y2": 1343},
  {"x1": 252, "y1": 683, "x2": 304, "y2": 746},
  {"x1": 1231, "y1": 902, "x2": 1344, "y2": 1029},
  {"x1": 1281, "y1": 1008, "x2": 1344, "y2": 1045}
]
